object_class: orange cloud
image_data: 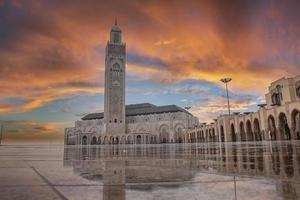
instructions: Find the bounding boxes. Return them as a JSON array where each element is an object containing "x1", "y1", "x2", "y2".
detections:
[
  {"x1": 0, "y1": 120, "x2": 64, "y2": 142},
  {"x1": 0, "y1": 0, "x2": 299, "y2": 115}
]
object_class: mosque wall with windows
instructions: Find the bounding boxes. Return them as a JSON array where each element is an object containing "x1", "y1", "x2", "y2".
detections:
[{"x1": 65, "y1": 104, "x2": 199, "y2": 145}]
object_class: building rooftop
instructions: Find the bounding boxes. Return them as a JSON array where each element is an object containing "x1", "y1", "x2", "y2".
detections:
[{"x1": 81, "y1": 103, "x2": 191, "y2": 120}]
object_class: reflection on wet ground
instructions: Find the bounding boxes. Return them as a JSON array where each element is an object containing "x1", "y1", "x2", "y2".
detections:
[{"x1": 0, "y1": 141, "x2": 299, "y2": 200}]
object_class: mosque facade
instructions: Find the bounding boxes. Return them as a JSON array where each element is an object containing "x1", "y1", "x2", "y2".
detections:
[
  {"x1": 187, "y1": 76, "x2": 300, "y2": 143},
  {"x1": 64, "y1": 23, "x2": 199, "y2": 145}
]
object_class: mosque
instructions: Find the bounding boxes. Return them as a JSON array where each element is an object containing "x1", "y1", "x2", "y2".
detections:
[
  {"x1": 65, "y1": 22, "x2": 300, "y2": 146},
  {"x1": 64, "y1": 22, "x2": 199, "y2": 145}
]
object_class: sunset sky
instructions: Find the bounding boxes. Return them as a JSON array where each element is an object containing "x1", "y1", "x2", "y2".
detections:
[{"x1": 0, "y1": 0, "x2": 299, "y2": 142}]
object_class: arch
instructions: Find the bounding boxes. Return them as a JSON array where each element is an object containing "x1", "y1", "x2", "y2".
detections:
[
  {"x1": 196, "y1": 131, "x2": 200, "y2": 142},
  {"x1": 220, "y1": 125, "x2": 225, "y2": 142},
  {"x1": 246, "y1": 120, "x2": 254, "y2": 141},
  {"x1": 127, "y1": 135, "x2": 132, "y2": 144},
  {"x1": 209, "y1": 129, "x2": 213, "y2": 142},
  {"x1": 91, "y1": 136, "x2": 97, "y2": 145},
  {"x1": 154, "y1": 135, "x2": 158, "y2": 144},
  {"x1": 231, "y1": 124, "x2": 237, "y2": 142},
  {"x1": 159, "y1": 132, "x2": 168, "y2": 143},
  {"x1": 205, "y1": 129, "x2": 209, "y2": 143},
  {"x1": 278, "y1": 112, "x2": 291, "y2": 140},
  {"x1": 145, "y1": 135, "x2": 149, "y2": 144},
  {"x1": 253, "y1": 118, "x2": 262, "y2": 141},
  {"x1": 110, "y1": 136, "x2": 114, "y2": 144},
  {"x1": 136, "y1": 135, "x2": 142, "y2": 144},
  {"x1": 159, "y1": 124, "x2": 169, "y2": 143},
  {"x1": 98, "y1": 136, "x2": 101, "y2": 144},
  {"x1": 103, "y1": 136, "x2": 108, "y2": 144},
  {"x1": 150, "y1": 135, "x2": 155, "y2": 144},
  {"x1": 82, "y1": 135, "x2": 87, "y2": 145},
  {"x1": 174, "y1": 123, "x2": 185, "y2": 143},
  {"x1": 120, "y1": 136, "x2": 126, "y2": 144},
  {"x1": 240, "y1": 122, "x2": 246, "y2": 141},
  {"x1": 212, "y1": 128, "x2": 216, "y2": 142},
  {"x1": 268, "y1": 115, "x2": 277, "y2": 140},
  {"x1": 112, "y1": 63, "x2": 121, "y2": 71},
  {"x1": 115, "y1": 136, "x2": 119, "y2": 144},
  {"x1": 291, "y1": 109, "x2": 300, "y2": 140}
]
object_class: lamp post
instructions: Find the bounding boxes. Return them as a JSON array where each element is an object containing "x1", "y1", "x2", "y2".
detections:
[
  {"x1": 0, "y1": 124, "x2": 3, "y2": 145},
  {"x1": 220, "y1": 78, "x2": 232, "y2": 115}
]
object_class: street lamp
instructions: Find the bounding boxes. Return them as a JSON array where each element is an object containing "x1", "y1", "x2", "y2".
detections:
[
  {"x1": 220, "y1": 78, "x2": 232, "y2": 115},
  {"x1": 0, "y1": 124, "x2": 3, "y2": 145}
]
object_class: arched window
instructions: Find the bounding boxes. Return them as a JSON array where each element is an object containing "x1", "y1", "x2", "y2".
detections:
[
  {"x1": 271, "y1": 85, "x2": 282, "y2": 105},
  {"x1": 112, "y1": 63, "x2": 120, "y2": 72},
  {"x1": 276, "y1": 85, "x2": 283, "y2": 100}
]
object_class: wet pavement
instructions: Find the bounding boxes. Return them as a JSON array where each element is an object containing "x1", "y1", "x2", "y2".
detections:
[{"x1": 0, "y1": 141, "x2": 299, "y2": 200}]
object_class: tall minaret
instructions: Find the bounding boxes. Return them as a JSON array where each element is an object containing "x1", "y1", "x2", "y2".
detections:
[{"x1": 104, "y1": 20, "x2": 126, "y2": 135}]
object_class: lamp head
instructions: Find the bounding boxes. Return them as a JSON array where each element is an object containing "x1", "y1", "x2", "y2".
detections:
[{"x1": 220, "y1": 78, "x2": 232, "y2": 83}]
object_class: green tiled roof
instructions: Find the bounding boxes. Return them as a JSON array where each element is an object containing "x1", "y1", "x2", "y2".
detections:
[{"x1": 81, "y1": 103, "x2": 191, "y2": 120}]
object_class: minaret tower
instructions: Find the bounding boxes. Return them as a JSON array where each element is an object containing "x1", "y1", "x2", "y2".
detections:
[{"x1": 104, "y1": 19, "x2": 126, "y2": 135}]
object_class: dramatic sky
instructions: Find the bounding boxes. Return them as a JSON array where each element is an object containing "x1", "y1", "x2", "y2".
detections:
[{"x1": 0, "y1": 0, "x2": 299, "y2": 142}]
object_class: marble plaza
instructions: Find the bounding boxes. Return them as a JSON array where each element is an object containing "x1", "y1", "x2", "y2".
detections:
[{"x1": 0, "y1": 141, "x2": 299, "y2": 200}]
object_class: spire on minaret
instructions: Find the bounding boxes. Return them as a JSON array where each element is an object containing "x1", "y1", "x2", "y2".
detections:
[{"x1": 110, "y1": 18, "x2": 121, "y2": 43}]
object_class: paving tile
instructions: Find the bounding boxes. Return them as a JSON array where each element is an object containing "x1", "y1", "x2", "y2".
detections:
[
  {"x1": 36, "y1": 167, "x2": 100, "y2": 186},
  {"x1": 0, "y1": 186, "x2": 62, "y2": 200},
  {"x1": 0, "y1": 160, "x2": 28, "y2": 168},
  {"x1": 56, "y1": 186, "x2": 103, "y2": 200},
  {"x1": 0, "y1": 168, "x2": 46, "y2": 186}
]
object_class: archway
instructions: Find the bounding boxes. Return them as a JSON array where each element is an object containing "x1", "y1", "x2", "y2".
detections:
[
  {"x1": 212, "y1": 129, "x2": 216, "y2": 142},
  {"x1": 209, "y1": 129, "x2": 213, "y2": 142},
  {"x1": 174, "y1": 125, "x2": 184, "y2": 143},
  {"x1": 240, "y1": 122, "x2": 246, "y2": 141},
  {"x1": 98, "y1": 136, "x2": 101, "y2": 144},
  {"x1": 91, "y1": 136, "x2": 97, "y2": 145},
  {"x1": 103, "y1": 136, "x2": 108, "y2": 144},
  {"x1": 268, "y1": 115, "x2": 277, "y2": 140},
  {"x1": 159, "y1": 125, "x2": 169, "y2": 143},
  {"x1": 220, "y1": 125, "x2": 225, "y2": 142},
  {"x1": 82, "y1": 136, "x2": 87, "y2": 145},
  {"x1": 127, "y1": 135, "x2": 132, "y2": 144},
  {"x1": 115, "y1": 136, "x2": 119, "y2": 144},
  {"x1": 291, "y1": 109, "x2": 300, "y2": 140},
  {"x1": 136, "y1": 135, "x2": 142, "y2": 144},
  {"x1": 150, "y1": 136, "x2": 154, "y2": 144},
  {"x1": 110, "y1": 136, "x2": 114, "y2": 144},
  {"x1": 231, "y1": 124, "x2": 236, "y2": 142},
  {"x1": 253, "y1": 118, "x2": 262, "y2": 141},
  {"x1": 246, "y1": 120, "x2": 253, "y2": 141},
  {"x1": 279, "y1": 112, "x2": 291, "y2": 140},
  {"x1": 120, "y1": 136, "x2": 126, "y2": 144},
  {"x1": 178, "y1": 137, "x2": 182, "y2": 143}
]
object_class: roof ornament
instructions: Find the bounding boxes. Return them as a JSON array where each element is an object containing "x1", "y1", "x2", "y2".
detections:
[{"x1": 115, "y1": 17, "x2": 118, "y2": 26}]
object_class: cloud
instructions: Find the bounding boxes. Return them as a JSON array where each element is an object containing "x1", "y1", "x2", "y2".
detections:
[
  {"x1": 0, "y1": 0, "x2": 299, "y2": 126},
  {"x1": 0, "y1": 119, "x2": 63, "y2": 141}
]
